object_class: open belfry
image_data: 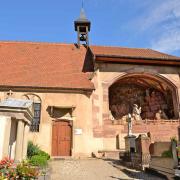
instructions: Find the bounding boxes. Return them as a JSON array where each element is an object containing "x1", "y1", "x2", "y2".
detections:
[{"x1": 0, "y1": 7, "x2": 179, "y2": 160}]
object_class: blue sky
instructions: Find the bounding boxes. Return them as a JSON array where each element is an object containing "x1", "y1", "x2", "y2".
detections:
[{"x1": 0, "y1": 0, "x2": 180, "y2": 56}]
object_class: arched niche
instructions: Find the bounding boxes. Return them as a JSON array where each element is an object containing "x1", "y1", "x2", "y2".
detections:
[{"x1": 108, "y1": 73, "x2": 179, "y2": 120}]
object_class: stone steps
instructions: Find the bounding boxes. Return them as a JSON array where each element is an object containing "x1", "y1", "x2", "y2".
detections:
[{"x1": 97, "y1": 150, "x2": 125, "y2": 159}]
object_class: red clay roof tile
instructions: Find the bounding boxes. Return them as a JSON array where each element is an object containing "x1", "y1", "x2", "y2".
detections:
[
  {"x1": 0, "y1": 42, "x2": 94, "y2": 90},
  {"x1": 91, "y1": 45, "x2": 180, "y2": 60},
  {"x1": 0, "y1": 41, "x2": 179, "y2": 90}
]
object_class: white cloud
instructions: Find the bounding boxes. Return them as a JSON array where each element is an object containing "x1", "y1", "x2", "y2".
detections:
[
  {"x1": 151, "y1": 29, "x2": 180, "y2": 53},
  {"x1": 137, "y1": 0, "x2": 180, "y2": 54},
  {"x1": 141, "y1": 0, "x2": 180, "y2": 30}
]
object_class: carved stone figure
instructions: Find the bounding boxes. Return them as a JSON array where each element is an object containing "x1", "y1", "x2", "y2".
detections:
[
  {"x1": 155, "y1": 110, "x2": 161, "y2": 120},
  {"x1": 155, "y1": 110, "x2": 168, "y2": 120},
  {"x1": 132, "y1": 104, "x2": 142, "y2": 121},
  {"x1": 109, "y1": 111, "x2": 115, "y2": 121}
]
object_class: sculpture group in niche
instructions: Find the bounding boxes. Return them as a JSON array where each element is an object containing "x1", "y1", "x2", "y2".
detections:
[{"x1": 109, "y1": 83, "x2": 174, "y2": 122}]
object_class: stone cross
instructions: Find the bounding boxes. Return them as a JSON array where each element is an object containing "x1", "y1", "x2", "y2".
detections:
[{"x1": 7, "y1": 90, "x2": 13, "y2": 97}]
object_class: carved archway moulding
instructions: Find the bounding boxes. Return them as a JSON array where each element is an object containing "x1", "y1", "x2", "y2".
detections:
[{"x1": 102, "y1": 72, "x2": 180, "y2": 90}]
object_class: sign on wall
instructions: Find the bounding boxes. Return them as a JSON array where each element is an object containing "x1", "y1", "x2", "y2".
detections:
[{"x1": 74, "y1": 128, "x2": 82, "y2": 135}]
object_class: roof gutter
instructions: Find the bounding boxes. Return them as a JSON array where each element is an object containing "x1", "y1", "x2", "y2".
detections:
[
  {"x1": 0, "y1": 85, "x2": 95, "y2": 93},
  {"x1": 95, "y1": 55, "x2": 180, "y2": 66}
]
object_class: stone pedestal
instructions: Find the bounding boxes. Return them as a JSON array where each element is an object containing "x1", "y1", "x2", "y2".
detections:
[
  {"x1": 135, "y1": 134, "x2": 151, "y2": 154},
  {"x1": 135, "y1": 134, "x2": 151, "y2": 170},
  {"x1": 124, "y1": 135, "x2": 136, "y2": 153}
]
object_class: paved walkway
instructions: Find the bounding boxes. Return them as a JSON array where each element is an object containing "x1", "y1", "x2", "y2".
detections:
[{"x1": 49, "y1": 159, "x2": 165, "y2": 180}]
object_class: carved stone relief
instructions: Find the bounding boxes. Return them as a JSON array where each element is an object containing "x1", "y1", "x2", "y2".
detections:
[{"x1": 109, "y1": 82, "x2": 174, "y2": 120}]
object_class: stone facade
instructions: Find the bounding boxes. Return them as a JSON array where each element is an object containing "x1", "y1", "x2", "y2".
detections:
[
  {"x1": 91, "y1": 63, "x2": 180, "y2": 151},
  {"x1": 0, "y1": 91, "x2": 96, "y2": 157}
]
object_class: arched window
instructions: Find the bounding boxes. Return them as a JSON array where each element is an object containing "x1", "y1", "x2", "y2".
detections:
[{"x1": 22, "y1": 94, "x2": 41, "y2": 132}]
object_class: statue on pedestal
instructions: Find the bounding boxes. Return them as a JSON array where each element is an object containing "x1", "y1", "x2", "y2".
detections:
[{"x1": 125, "y1": 113, "x2": 136, "y2": 153}]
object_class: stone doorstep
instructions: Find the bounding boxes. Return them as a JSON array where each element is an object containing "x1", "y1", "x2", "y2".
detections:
[
  {"x1": 95, "y1": 149, "x2": 125, "y2": 159},
  {"x1": 98, "y1": 149, "x2": 125, "y2": 153},
  {"x1": 51, "y1": 156, "x2": 73, "y2": 160},
  {"x1": 50, "y1": 156, "x2": 96, "y2": 161}
]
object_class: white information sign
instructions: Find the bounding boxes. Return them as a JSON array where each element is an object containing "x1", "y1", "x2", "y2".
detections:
[{"x1": 75, "y1": 128, "x2": 82, "y2": 135}]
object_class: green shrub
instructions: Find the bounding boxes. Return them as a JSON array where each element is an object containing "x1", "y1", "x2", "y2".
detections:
[
  {"x1": 27, "y1": 141, "x2": 50, "y2": 159},
  {"x1": 27, "y1": 141, "x2": 50, "y2": 168},
  {"x1": 29, "y1": 155, "x2": 48, "y2": 167},
  {"x1": 161, "y1": 150, "x2": 173, "y2": 158},
  {"x1": 27, "y1": 141, "x2": 41, "y2": 158},
  {"x1": 38, "y1": 150, "x2": 50, "y2": 160}
]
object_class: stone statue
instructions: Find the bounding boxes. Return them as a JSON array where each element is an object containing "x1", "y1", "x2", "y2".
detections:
[
  {"x1": 155, "y1": 110, "x2": 168, "y2": 120},
  {"x1": 109, "y1": 111, "x2": 115, "y2": 121},
  {"x1": 132, "y1": 104, "x2": 142, "y2": 121},
  {"x1": 126, "y1": 113, "x2": 132, "y2": 136}
]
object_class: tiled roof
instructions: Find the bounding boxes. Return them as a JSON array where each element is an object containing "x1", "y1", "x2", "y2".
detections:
[
  {"x1": 91, "y1": 45, "x2": 180, "y2": 60},
  {"x1": 0, "y1": 42, "x2": 94, "y2": 90},
  {"x1": 0, "y1": 41, "x2": 179, "y2": 90}
]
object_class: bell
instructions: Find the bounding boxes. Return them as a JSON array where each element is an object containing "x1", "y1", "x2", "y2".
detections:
[{"x1": 80, "y1": 34, "x2": 86, "y2": 41}]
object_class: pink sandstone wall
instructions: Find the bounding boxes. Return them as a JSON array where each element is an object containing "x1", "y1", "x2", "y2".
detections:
[{"x1": 91, "y1": 63, "x2": 180, "y2": 150}]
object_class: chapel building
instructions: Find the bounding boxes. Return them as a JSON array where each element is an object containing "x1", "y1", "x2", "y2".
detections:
[{"x1": 0, "y1": 9, "x2": 180, "y2": 159}]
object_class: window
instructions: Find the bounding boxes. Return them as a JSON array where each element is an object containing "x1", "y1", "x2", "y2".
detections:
[
  {"x1": 30, "y1": 102, "x2": 41, "y2": 132},
  {"x1": 22, "y1": 93, "x2": 42, "y2": 132}
]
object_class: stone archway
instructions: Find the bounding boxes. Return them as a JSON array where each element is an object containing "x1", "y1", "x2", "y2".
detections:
[{"x1": 106, "y1": 73, "x2": 179, "y2": 121}]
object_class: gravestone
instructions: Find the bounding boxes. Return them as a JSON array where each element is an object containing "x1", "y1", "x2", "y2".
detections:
[{"x1": 172, "y1": 140, "x2": 178, "y2": 168}]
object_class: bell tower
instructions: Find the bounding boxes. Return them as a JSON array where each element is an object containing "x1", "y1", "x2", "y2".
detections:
[{"x1": 74, "y1": 7, "x2": 91, "y2": 47}]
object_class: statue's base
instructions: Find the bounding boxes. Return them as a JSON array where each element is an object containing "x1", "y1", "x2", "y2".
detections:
[{"x1": 124, "y1": 135, "x2": 136, "y2": 152}]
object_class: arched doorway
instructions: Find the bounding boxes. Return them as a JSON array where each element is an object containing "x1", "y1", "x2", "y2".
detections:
[{"x1": 109, "y1": 74, "x2": 179, "y2": 121}]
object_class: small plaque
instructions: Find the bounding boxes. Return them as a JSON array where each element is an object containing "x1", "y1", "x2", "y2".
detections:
[{"x1": 75, "y1": 128, "x2": 82, "y2": 135}]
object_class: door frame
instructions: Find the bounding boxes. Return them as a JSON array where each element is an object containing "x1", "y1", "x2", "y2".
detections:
[{"x1": 51, "y1": 119, "x2": 73, "y2": 156}]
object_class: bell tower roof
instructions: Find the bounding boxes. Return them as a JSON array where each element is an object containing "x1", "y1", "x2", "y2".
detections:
[
  {"x1": 77, "y1": 8, "x2": 88, "y2": 21},
  {"x1": 74, "y1": 8, "x2": 91, "y2": 31}
]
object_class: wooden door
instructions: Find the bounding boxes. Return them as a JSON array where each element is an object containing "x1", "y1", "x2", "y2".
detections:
[{"x1": 52, "y1": 121, "x2": 72, "y2": 156}]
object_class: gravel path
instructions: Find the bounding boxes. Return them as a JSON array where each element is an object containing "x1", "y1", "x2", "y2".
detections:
[{"x1": 49, "y1": 159, "x2": 165, "y2": 180}]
